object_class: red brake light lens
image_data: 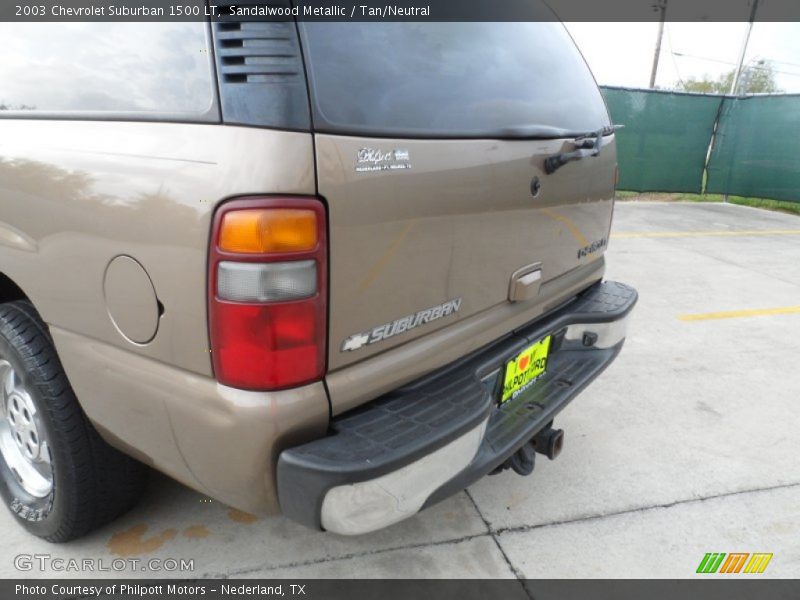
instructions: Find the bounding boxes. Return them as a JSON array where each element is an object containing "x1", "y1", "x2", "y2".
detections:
[{"x1": 211, "y1": 302, "x2": 323, "y2": 389}]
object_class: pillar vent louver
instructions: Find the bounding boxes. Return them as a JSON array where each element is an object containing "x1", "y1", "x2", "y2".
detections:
[{"x1": 212, "y1": 2, "x2": 310, "y2": 129}]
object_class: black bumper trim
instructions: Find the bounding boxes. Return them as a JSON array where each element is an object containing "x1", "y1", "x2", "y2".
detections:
[
  {"x1": 423, "y1": 344, "x2": 622, "y2": 508},
  {"x1": 277, "y1": 280, "x2": 637, "y2": 530}
]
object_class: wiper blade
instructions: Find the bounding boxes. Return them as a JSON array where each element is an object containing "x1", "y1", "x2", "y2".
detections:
[
  {"x1": 500, "y1": 123, "x2": 620, "y2": 140},
  {"x1": 544, "y1": 125, "x2": 623, "y2": 175},
  {"x1": 499, "y1": 124, "x2": 591, "y2": 139}
]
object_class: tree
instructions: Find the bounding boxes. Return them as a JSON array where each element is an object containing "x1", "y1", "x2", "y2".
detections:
[{"x1": 676, "y1": 61, "x2": 781, "y2": 94}]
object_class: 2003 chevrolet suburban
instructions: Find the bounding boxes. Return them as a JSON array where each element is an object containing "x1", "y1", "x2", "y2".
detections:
[{"x1": 0, "y1": 14, "x2": 636, "y2": 541}]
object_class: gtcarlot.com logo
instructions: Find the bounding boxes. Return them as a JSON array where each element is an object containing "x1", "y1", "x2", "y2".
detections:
[
  {"x1": 696, "y1": 552, "x2": 773, "y2": 574},
  {"x1": 14, "y1": 553, "x2": 194, "y2": 573}
]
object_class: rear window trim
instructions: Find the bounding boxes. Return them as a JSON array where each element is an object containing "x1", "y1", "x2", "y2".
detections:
[
  {"x1": 305, "y1": 126, "x2": 617, "y2": 142},
  {"x1": 0, "y1": 109, "x2": 221, "y2": 125}
]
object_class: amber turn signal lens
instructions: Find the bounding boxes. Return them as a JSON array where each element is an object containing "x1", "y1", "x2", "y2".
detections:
[{"x1": 219, "y1": 209, "x2": 318, "y2": 254}]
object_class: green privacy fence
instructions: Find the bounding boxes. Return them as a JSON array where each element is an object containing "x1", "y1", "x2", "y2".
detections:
[
  {"x1": 601, "y1": 87, "x2": 723, "y2": 194},
  {"x1": 706, "y1": 95, "x2": 800, "y2": 202},
  {"x1": 600, "y1": 86, "x2": 800, "y2": 203}
]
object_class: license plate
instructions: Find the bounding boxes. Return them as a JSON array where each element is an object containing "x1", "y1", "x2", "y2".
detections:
[{"x1": 500, "y1": 336, "x2": 551, "y2": 404}]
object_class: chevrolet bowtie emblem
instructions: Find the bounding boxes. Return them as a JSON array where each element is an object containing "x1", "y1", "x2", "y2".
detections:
[{"x1": 341, "y1": 333, "x2": 370, "y2": 352}]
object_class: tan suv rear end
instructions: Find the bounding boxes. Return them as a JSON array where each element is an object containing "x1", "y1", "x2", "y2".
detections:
[{"x1": 0, "y1": 15, "x2": 635, "y2": 540}]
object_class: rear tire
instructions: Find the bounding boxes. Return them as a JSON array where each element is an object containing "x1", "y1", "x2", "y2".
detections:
[{"x1": 0, "y1": 301, "x2": 147, "y2": 542}]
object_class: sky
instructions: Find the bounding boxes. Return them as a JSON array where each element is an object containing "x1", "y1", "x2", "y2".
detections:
[{"x1": 564, "y1": 22, "x2": 800, "y2": 93}]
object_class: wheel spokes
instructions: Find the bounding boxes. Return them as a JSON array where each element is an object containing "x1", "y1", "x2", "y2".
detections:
[
  {"x1": 0, "y1": 357, "x2": 53, "y2": 497},
  {"x1": 0, "y1": 360, "x2": 14, "y2": 405}
]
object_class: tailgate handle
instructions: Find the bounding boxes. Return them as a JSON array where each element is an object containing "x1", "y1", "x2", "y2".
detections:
[{"x1": 509, "y1": 263, "x2": 543, "y2": 303}]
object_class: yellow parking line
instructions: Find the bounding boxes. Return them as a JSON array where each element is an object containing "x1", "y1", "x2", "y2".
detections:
[
  {"x1": 613, "y1": 229, "x2": 800, "y2": 239},
  {"x1": 679, "y1": 305, "x2": 800, "y2": 322}
]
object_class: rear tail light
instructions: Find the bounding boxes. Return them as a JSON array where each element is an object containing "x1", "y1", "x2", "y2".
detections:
[{"x1": 209, "y1": 197, "x2": 327, "y2": 390}]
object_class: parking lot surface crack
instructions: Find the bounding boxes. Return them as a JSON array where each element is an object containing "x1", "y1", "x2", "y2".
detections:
[
  {"x1": 206, "y1": 531, "x2": 489, "y2": 578},
  {"x1": 494, "y1": 481, "x2": 800, "y2": 537},
  {"x1": 465, "y1": 489, "x2": 533, "y2": 599}
]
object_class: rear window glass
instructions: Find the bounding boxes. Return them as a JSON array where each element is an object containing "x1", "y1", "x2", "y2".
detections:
[
  {"x1": 0, "y1": 23, "x2": 214, "y2": 116},
  {"x1": 299, "y1": 22, "x2": 610, "y2": 138}
]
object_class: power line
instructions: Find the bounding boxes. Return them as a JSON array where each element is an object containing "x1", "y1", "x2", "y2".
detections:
[
  {"x1": 665, "y1": 23, "x2": 685, "y2": 86},
  {"x1": 762, "y1": 57, "x2": 800, "y2": 69},
  {"x1": 672, "y1": 52, "x2": 800, "y2": 78}
]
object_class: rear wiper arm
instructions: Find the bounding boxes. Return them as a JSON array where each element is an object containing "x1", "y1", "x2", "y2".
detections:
[{"x1": 544, "y1": 125, "x2": 622, "y2": 175}]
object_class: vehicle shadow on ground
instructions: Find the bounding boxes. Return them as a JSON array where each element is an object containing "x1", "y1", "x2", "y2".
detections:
[{"x1": 39, "y1": 470, "x2": 488, "y2": 578}]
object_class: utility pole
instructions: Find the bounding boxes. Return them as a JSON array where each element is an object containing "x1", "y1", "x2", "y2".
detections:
[
  {"x1": 724, "y1": 0, "x2": 759, "y2": 203},
  {"x1": 730, "y1": 0, "x2": 760, "y2": 95},
  {"x1": 649, "y1": 0, "x2": 668, "y2": 88}
]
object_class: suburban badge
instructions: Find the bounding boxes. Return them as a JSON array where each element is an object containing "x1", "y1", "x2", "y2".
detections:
[{"x1": 341, "y1": 298, "x2": 462, "y2": 351}]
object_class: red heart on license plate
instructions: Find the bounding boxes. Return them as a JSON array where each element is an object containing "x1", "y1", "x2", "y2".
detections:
[{"x1": 518, "y1": 355, "x2": 530, "y2": 370}]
